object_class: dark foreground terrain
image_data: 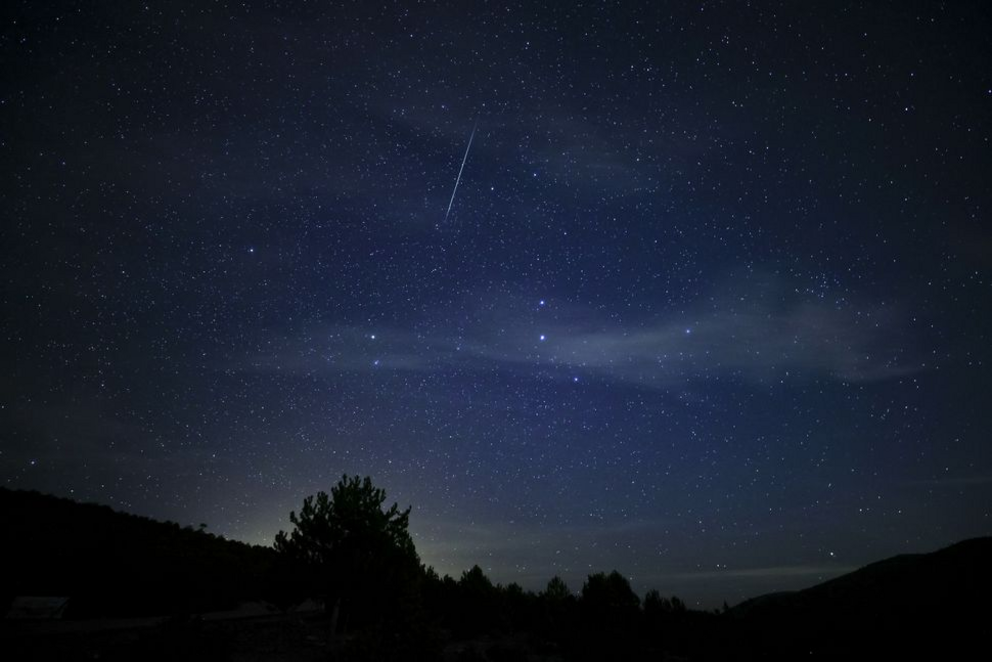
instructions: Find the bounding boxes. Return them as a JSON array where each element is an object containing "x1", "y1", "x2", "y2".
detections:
[{"x1": 2, "y1": 488, "x2": 990, "y2": 661}]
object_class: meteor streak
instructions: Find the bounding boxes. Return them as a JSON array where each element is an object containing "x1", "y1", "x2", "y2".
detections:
[{"x1": 443, "y1": 120, "x2": 477, "y2": 222}]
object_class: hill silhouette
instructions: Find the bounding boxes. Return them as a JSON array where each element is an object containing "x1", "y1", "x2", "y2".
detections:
[
  {"x1": 735, "y1": 537, "x2": 992, "y2": 616},
  {"x1": 0, "y1": 488, "x2": 274, "y2": 618},
  {"x1": 729, "y1": 537, "x2": 992, "y2": 658}
]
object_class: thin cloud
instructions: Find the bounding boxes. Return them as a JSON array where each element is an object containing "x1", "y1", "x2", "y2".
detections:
[
  {"x1": 236, "y1": 277, "x2": 920, "y2": 387},
  {"x1": 647, "y1": 564, "x2": 856, "y2": 582}
]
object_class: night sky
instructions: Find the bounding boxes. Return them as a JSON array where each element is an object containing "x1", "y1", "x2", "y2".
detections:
[{"x1": 3, "y1": 1, "x2": 991, "y2": 607}]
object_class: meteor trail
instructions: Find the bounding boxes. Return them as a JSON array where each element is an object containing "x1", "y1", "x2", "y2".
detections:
[{"x1": 443, "y1": 120, "x2": 477, "y2": 222}]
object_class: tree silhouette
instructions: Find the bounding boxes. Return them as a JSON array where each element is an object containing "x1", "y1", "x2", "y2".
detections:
[
  {"x1": 581, "y1": 570, "x2": 641, "y2": 618},
  {"x1": 578, "y1": 571, "x2": 642, "y2": 659},
  {"x1": 454, "y1": 564, "x2": 502, "y2": 636},
  {"x1": 273, "y1": 475, "x2": 420, "y2": 634},
  {"x1": 540, "y1": 575, "x2": 577, "y2": 642},
  {"x1": 543, "y1": 575, "x2": 573, "y2": 601}
]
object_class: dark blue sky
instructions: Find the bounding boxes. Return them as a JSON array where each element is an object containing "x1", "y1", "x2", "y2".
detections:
[{"x1": 3, "y1": 1, "x2": 991, "y2": 606}]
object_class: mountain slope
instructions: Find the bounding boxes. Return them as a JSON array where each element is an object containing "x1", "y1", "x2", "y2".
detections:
[
  {"x1": 730, "y1": 537, "x2": 992, "y2": 658},
  {"x1": 0, "y1": 488, "x2": 275, "y2": 618},
  {"x1": 735, "y1": 537, "x2": 992, "y2": 617}
]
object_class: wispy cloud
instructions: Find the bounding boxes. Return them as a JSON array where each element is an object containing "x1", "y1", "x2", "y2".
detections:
[
  {"x1": 483, "y1": 299, "x2": 916, "y2": 385},
  {"x1": 646, "y1": 564, "x2": 855, "y2": 582},
  {"x1": 236, "y1": 276, "x2": 920, "y2": 388}
]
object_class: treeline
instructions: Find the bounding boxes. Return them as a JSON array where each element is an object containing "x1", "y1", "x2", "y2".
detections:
[
  {"x1": 2, "y1": 484, "x2": 717, "y2": 658},
  {"x1": 5, "y1": 484, "x2": 990, "y2": 660},
  {"x1": 259, "y1": 476, "x2": 719, "y2": 660},
  {"x1": 419, "y1": 565, "x2": 714, "y2": 660}
]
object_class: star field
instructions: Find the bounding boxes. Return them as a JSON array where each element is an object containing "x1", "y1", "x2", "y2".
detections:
[{"x1": 2, "y1": 1, "x2": 991, "y2": 606}]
